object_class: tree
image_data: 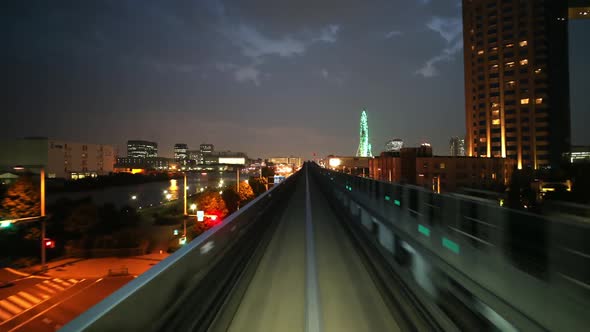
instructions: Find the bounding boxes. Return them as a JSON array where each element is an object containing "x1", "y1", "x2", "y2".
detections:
[
  {"x1": 1, "y1": 176, "x2": 40, "y2": 218},
  {"x1": 249, "y1": 176, "x2": 268, "y2": 196},
  {"x1": 197, "y1": 190, "x2": 228, "y2": 217},
  {"x1": 261, "y1": 166, "x2": 275, "y2": 178},
  {"x1": 64, "y1": 203, "x2": 98, "y2": 235},
  {"x1": 238, "y1": 182, "x2": 255, "y2": 204},
  {"x1": 221, "y1": 188, "x2": 240, "y2": 214}
]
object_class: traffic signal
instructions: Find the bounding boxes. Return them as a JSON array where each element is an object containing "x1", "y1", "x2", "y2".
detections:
[
  {"x1": 0, "y1": 220, "x2": 11, "y2": 228},
  {"x1": 44, "y1": 239, "x2": 55, "y2": 248}
]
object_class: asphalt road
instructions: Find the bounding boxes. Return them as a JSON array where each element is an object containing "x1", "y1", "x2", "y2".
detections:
[
  {"x1": 0, "y1": 276, "x2": 133, "y2": 332},
  {"x1": 227, "y1": 170, "x2": 400, "y2": 331}
]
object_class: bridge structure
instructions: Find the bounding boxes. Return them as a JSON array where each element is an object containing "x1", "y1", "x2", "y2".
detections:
[{"x1": 61, "y1": 163, "x2": 589, "y2": 332}]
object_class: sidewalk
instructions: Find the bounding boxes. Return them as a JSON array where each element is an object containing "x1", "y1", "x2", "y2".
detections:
[{"x1": 42, "y1": 252, "x2": 170, "y2": 279}]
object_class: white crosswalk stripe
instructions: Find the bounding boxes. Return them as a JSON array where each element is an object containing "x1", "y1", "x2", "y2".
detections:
[
  {"x1": 0, "y1": 308, "x2": 12, "y2": 321},
  {"x1": 43, "y1": 280, "x2": 65, "y2": 291},
  {"x1": 18, "y1": 292, "x2": 41, "y2": 304},
  {"x1": 0, "y1": 278, "x2": 81, "y2": 323},
  {"x1": 7, "y1": 295, "x2": 32, "y2": 309},
  {"x1": 36, "y1": 283, "x2": 56, "y2": 294},
  {"x1": 0, "y1": 299, "x2": 22, "y2": 315}
]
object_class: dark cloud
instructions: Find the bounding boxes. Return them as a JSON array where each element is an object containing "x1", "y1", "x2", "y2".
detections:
[{"x1": 1, "y1": 0, "x2": 589, "y2": 158}]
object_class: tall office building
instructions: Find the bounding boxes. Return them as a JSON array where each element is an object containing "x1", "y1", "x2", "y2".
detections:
[
  {"x1": 174, "y1": 143, "x2": 188, "y2": 161},
  {"x1": 199, "y1": 144, "x2": 214, "y2": 164},
  {"x1": 462, "y1": 0, "x2": 570, "y2": 169},
  {"x1": 449, "y1": 136, "x2": 466, "y2": 156},
  {"x1": 127, "y1": 140, "x2": 158, "y2": 158}
]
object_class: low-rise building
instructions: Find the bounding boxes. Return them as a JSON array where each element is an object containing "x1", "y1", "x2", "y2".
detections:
[
  {"x1": 114, "y1": 157, "x2": 174, "y2": 173},
  {"x1": 0, "y1": 137, "x2": 116, "y2": 179},
  {"x1": 268, "y1": 156, "x2": 303, "y2": 168},
  {"x1": 325, "y1": 156, "x2": 371, "y2": 176},
  {"x1": 369, "y1": 146, "x2": 516, "y2": 193}
]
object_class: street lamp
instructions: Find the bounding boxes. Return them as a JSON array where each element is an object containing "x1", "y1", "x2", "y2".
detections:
[
  {"x1": 188, "y1": 203, "x2": 197, "y2": 237},
  {"x1": 13, "y1": 165, "x2": 46, "y2": 272}
]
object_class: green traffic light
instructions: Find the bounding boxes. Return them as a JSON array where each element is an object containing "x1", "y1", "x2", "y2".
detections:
[{"x1": 0, "y1": 221, "x2": 11, "y2": 228}]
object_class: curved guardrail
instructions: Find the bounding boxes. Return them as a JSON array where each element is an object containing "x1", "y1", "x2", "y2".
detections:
[
  {"x1": 60, "y1": 172, "x2": 300, "y2": 332},
  {"x1": 313, "y1": 164, "x2": 590, "y2": 331}
]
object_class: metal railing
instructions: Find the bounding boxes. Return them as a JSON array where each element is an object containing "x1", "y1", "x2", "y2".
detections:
[
  {"x1": 313, "y1": 164, "x2": 590, "y2": 331},
  {"x1": 60, "y1": 172, "x2": 299, "y2": 332}
]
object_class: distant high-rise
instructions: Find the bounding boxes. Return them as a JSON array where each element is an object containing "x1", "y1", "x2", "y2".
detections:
[
  {"x1": 174, "y1": 143, "x2": 188, "y2": 161},
  {"x1": 462, "y1": 0, "x2": 571, "y2": 169},
  {"x1": 356, "y1": 109, "x2": 373, "y2": 157},
  {"x1": 199, "y1": 144, "x2": 214, "y2": 164},
  {"x1": 449, "y1": 137, "x2": 466, "y2": 156},
  {"x1": 386, "y1": 138, "x2": 404, "y2": 152},
  {"x1": 127, "y1": 140, "x2": 158, "y2": 158}
]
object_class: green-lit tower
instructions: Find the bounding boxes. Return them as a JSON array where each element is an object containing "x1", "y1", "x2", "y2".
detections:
[{"x1": 356, "y1": 109, "x2": 373, "y2": 157}]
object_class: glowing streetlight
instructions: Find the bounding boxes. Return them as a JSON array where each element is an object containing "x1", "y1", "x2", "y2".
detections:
[
  {"x1": 131, "y1": 195, "x2": 137, "y2": 200},
  {"x1": 163, "y1": 190, "x2": 168, "y2": 194},
  {"x1": 190, "y1": 203, "x2": 197, "y2": 211},
  {"x1": 166, "y1": 193, "x2": 172, "y2": 200}
]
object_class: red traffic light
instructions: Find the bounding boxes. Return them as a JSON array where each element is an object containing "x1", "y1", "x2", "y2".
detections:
[{"x1": 44, "y1": 239, "x2": 55, "y2": 248}]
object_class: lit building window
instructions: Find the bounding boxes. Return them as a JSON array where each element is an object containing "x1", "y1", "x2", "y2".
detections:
[
  {"x1": 492, "y1": 119, "x2": 501, "y2": 125},
  {"x1": 520, "y1": 59, "x2": 528, "y2": 65},
  {"x1": 535, "y1": 98, "x2": 543, "y2": 104},
  {"x1": 506, "y1": 43, "x2": 514, "y2": 48},
  {"x1": 534, "y1": 68, "x2": 542, "y2": 74},
  {"x1": 491, "y1": 64, "x2": 499, "y2": 69},
  {"x1": 505, "y1": 61, "x2": 515, "y2": 67},
  {"x1": 477, "y1": 50, "x2": 484, "y2": 55},
  {"x1": 519, "y1": 40, "x2": 528, "y2": 47},
  {"x1": 520, "y1": 98, "x2": 530, "y2": 105}
]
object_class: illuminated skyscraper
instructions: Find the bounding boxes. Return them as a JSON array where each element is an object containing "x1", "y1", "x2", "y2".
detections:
[
  {"x1": 127, "y1": 140, "x2": 158, "y2": 158},
  {"x1": 386, "y1": 138, "x2": 404, "y2": 152},
  {"x1": 174, "y1": 143, "x2": 188, "y2": 161},
  {"x1": 449, "y1": 136, "x2": 466, "y2": 156},
  {"x1": 462, "y1": 0, "x2": 572, "y2": 169},
  {"x1": 356, "y1": 109, "x2": 373, "y2": 157}
]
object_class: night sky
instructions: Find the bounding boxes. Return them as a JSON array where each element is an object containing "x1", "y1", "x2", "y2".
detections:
[{"x1": 2, "y1": 1, "x2": 589, "y2": 158}]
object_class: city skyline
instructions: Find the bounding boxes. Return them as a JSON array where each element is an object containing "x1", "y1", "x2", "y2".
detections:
[{"x1": 2, "y1": 1, "x2": 589, "y2": 159}]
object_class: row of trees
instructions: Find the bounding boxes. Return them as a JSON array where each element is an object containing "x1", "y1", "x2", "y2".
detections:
[{"x1": 198, "y1": 177, "x2": 267, "y2": 218}]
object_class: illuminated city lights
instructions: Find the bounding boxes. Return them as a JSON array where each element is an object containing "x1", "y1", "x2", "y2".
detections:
[{"x1": 356, "y1": 109, "x2": 373, "y2": 157}]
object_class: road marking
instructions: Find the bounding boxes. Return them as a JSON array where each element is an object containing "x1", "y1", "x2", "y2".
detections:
[
  {"x1": 35, "y1": 284, "x2": 56, "y2": 294},
  {"x1": 53, "y1": 278, "x2": 72, "y2": 287},
  {"x1": 67, "y1": 279, "x2": 78, "y2": 284},
  {"x1": 43, "y1": 281, "x2": 65, "y2": 291},
  {"x1": 17, "y1": 292, "x2": 41, "y2": 304},
  {"x1": 0, "y1": 300, "x2": 22, "y2": 315},
  {"x1": 7, "y1": 296, "x2": 32, "y2": 310},
  {"x1": 3, "y1": 268, "x2": 30, "y2": 277},
  {"x1": 0, "y1": 308, "x2": 12, "y2": 321},
  {"x1": 42, "y1": 317, "x2": 52, "y2": 324},
  {"x1": 8, "y1": 279, "x2": 103, "y2": 332},
  {"x1": 305, "y1": 167, "x2": 323, "y2": 332}
]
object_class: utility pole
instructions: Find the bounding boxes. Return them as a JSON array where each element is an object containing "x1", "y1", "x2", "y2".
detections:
[{"x1": 40, "y1": 168, "x2": 46, "y2": 272}]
